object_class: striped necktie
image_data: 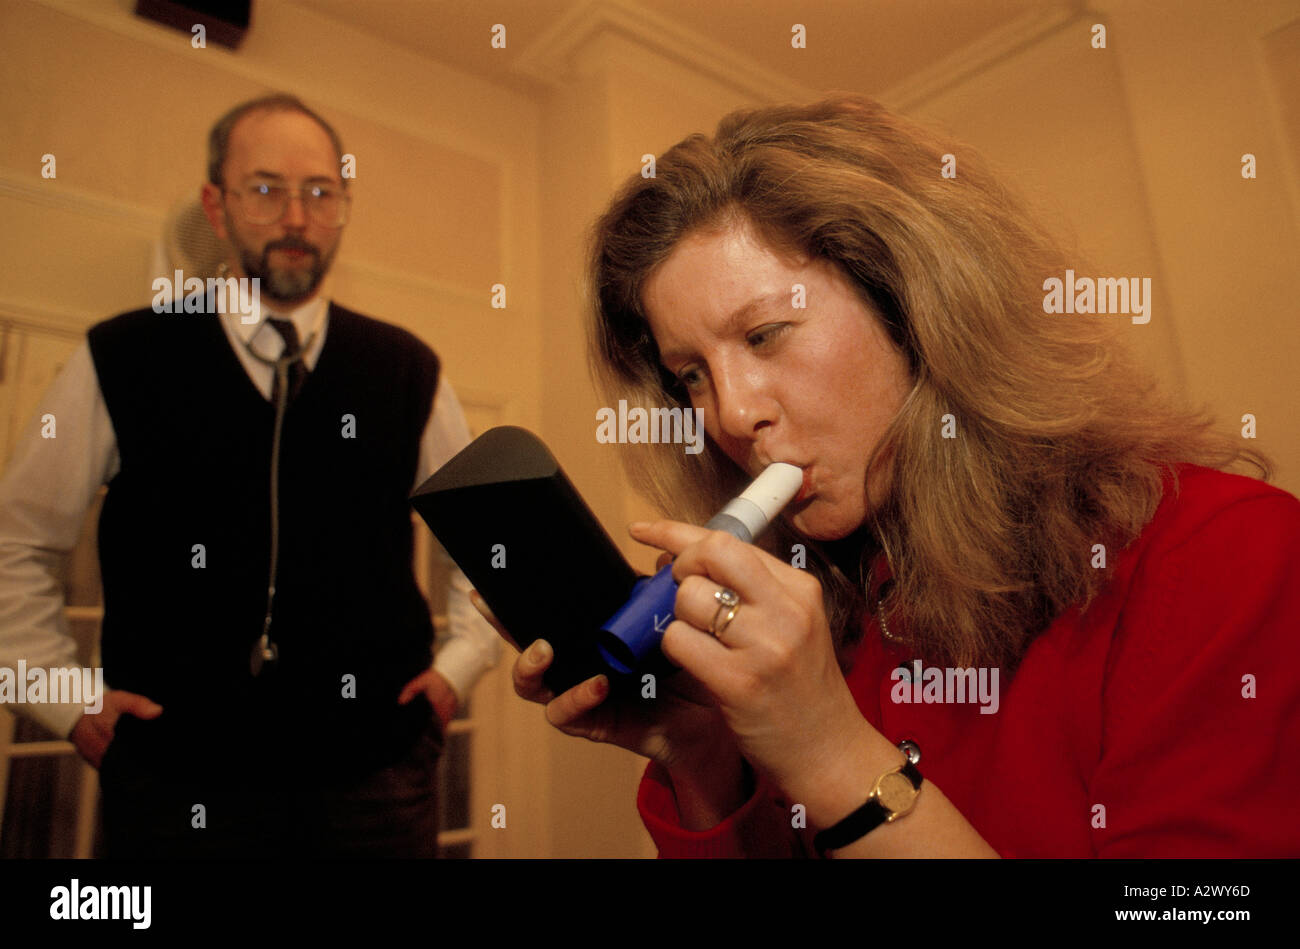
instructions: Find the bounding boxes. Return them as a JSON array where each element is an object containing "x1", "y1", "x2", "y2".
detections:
[{"x1": 267, "y1": 317, "x2": 308, "y2": 404}]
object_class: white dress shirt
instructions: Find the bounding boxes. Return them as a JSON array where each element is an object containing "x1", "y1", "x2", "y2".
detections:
[{"x1": 0, "y1": 295, "x2": 499, "y2": 737}]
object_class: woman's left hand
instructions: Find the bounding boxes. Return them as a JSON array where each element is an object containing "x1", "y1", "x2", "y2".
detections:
[{"x1": 629, "y1": 519, "x2": 871, "y2": 808}]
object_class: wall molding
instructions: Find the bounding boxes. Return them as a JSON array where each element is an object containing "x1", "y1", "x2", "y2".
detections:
[
  {"x1": 880, "y1": 1, "x2": 1086, "y2": 110},
  {"x1": 332, "y1": 257, "x2": 490, "y2": 313},
  {"x1": 0, "y1": 169, "x2": 162, "y2": 238},
  {"x1": 1254, "y1": 15, "x2": 1300, "y2": 229},
  {"x1": 452, "y1": 386, "x2": 517, "y2": 431},
  {"x1": 512, "y1": 0, "x2": 1090, "y2": 113},
  {"x1": 0, "y1": 298, "x2": 98, "y2": 339},
  {"x1": 513, "y1": 0, "x2": 818, "y2": 104}
]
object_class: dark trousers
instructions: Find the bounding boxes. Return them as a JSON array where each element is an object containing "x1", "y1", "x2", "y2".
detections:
[{"x1": 100, "y1": 718, "x2": 444, "y2": 858}]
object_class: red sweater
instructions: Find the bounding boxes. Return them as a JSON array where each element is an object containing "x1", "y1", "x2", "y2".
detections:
[{"x1": 638, "y1": 466, "x2": 1300, "y2": 857}]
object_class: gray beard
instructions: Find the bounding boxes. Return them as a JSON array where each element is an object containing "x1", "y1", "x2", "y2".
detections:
[{"x1": 239, "y1": 241, "x2": 335, "y2": 305}]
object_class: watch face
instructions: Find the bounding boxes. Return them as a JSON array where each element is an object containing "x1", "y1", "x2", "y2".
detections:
[{"x1": 876, "y1": 771, "x2": 918, "y2": 816}]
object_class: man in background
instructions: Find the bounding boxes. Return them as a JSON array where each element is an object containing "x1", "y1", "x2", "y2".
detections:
[{"x1": 0, "y1": 94, "x2": 498, "y2": 857}]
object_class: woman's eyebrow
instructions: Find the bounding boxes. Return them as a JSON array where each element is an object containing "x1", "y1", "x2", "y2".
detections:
[
  {"x1": 725, "y1": 291, "x2": 789, "y2": 331},
  {"x1": 658, "y1": 292, "x2": 789, "y2": 365}
]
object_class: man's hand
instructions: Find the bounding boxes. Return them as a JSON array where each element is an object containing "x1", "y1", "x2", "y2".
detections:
[
  {"x1": 69, "y1": 689, "x2": 164, "y2": 769},
  {"x1": 398, "y1": 668, "x2": 458, "y2": 729}
]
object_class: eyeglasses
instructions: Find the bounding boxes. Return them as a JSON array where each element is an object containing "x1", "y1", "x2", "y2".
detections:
[{"x1": 223, "y1": 181, "x2": 351, "y2": 228}]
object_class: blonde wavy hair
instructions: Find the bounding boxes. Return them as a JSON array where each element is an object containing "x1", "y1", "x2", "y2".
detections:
[{"x1": 589, "y1": 95, "x2": 1269, "y2": 670}]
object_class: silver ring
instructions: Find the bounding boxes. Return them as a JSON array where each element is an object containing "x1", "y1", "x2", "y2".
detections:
[{"x1": 710, "y1": 588, "x2": 741, "y2": 637}]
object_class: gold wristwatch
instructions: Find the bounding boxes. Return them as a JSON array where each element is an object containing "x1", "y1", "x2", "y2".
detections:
[{"x1": 813, "y1": 739, "x2": 922, "y2": 856}]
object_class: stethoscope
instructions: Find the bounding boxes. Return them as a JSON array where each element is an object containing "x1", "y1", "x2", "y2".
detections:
[{"x1": 240, "y1": 319, "x2": 320, "y2": 677}]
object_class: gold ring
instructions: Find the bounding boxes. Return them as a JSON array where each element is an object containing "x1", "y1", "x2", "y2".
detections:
[{"x1": 710, "y1": 588, "x2": 741, "y2": 637}]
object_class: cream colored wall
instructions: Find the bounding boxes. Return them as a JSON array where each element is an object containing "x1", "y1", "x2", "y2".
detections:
[
  {"x1": 899, "y1": 0, "x2": 1300, "y2": 493},
  {"x1": 1102, "y1": 0, "x2": 1299, "y2": 493},
  {"x1": 528, "y1": 21, "x2": 806, "y2": 857},
  {"x1": 532, "y1": 65, "x2": 648, "y2": 858},
  {"x1": 900, "y1": 15, "x2": 1189, "y2": 400}
]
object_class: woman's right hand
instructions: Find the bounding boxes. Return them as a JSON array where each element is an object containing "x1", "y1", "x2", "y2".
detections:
[{"x1": 470, "y1": 590, "x2": 745, "y2": 805}]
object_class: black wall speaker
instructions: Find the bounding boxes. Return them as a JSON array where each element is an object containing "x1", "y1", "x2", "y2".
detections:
[{"x1": 134, "y1": 0, "x2": 252, "y2": 50}]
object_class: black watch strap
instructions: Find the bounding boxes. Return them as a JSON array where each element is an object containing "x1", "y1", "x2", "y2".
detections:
[{"x1": 813, "y1": 757, "x2": 922, "y2": 856}]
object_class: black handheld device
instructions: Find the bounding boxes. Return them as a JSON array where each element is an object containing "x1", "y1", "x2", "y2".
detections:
[{"x1": 410, "y1": 426, "x2": 644, "y2": 696}]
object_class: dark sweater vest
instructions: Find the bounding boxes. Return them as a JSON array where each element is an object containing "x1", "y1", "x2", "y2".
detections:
[{"x1": 87, "y1": 303, "x2": 439, "y2": 781}]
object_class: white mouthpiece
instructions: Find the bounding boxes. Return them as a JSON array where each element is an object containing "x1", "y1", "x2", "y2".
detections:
[
  {"x1": 738, "y1": 463, "x2": 804, "y2": 523},
  {"x1": 703, "y1": 462, "x2": 804, "y2": 542}
]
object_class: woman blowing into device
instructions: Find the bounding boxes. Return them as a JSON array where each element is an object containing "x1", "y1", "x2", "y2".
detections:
[{"x1": 475, "y1": 95, "x2": 1300, "y2": 857}]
